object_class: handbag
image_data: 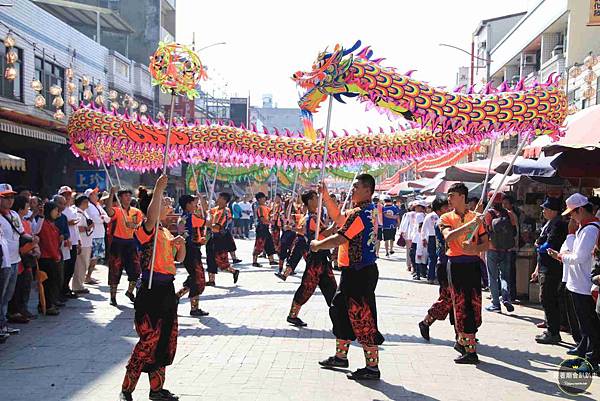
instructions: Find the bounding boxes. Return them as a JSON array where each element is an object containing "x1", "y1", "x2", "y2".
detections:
[{"x1": 396, "y1": 233, "x2": 406, "y2": 247}]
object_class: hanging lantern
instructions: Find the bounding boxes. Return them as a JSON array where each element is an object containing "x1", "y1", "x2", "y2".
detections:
[
  {"x1": 131, "y1": 100, "x2": 139, "y2": 109},
  {"x1": 67, "y1": 81, "x2": 76, "y2": 94},
  {"x1": 110, "y1": 101, "x2": 120, "y2": 110},
  {"x1": 95, "y1": 82, "x2": 104, "y2": 94},
  {"x1": 65, "y1": 67, "x2": 74, "y2": 80},
  {"x1": 556, "y1": 76, "x2": 567, "y2": 88},
  {"x1": 94, "y1": 94, "x2": 105, "y2": 105},
  {"x1": 81, "y1": 75, "x2": 90, "y2": 86},
  {"x1": 49, "y1": 85, "x2": 62, "y2": 96},
  {"x1": 3, "y1": 33, "x2": 15, "y2": 48},
  {"x1": 108, "y1": 89, "x2": 118, "y2": 100},
  {"x1": 584, "y1": 55, "x2": 598, "y2": 69},
  {"x1": 53, "y1": 109, "x2": 65, "y2": 120},
  {"x1": 83, "y1": 88, "x2": 92, "y2": 100},
  {"x1": 52, "y1": 96, "x2": 64, "y2": 108},
  {"x1": 5, "y1": 49, "x2": 18, "y2": 64},
  {"x1": 568, "y1": 104, "x2": 578, "y2": 115},
  {"x1": 67, "y1": 95, "x2": 77, "y2": 106},
  {"x1": 31, "y1": 78, "x2": 43, "y2": 92},
  {"x1": 156, "y1": 111, "x2": 165, "y2": 120},
  {"x1": 583, "y1": 86, "x2": 597, "y2": 100},
  {"x1": 4, "y1": 66, "x2": 16, "y2": 81},
  {"x1": 584, "y1": 70, "x2": 598, "y2": 85},
  {"x1": 139, "y1": 104, "x2": 148, "y2": 113},
  {"x1": 34, "y1": 94, "x2": 46, "y2": 108},
  {"x1": 569, "y1": 65, "x2": 582, "y2": 79}
]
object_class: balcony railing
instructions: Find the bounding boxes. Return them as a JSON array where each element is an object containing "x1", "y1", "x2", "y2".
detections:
[{"x1": 539, "y1": 53, "x2": 565, "y2": 82}]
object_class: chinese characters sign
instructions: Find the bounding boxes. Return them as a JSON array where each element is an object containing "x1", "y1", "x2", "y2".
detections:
[
  {"x1": 590, "y1": 0, "x2": 600, "y2": 26},
  {"x1": 75, "y1": 170, "x2": 107, "y2": 191}
]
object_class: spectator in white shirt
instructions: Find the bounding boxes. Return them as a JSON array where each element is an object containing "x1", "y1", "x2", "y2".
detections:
[
  {"x1": 550, "y1": 193, "x2": 600, "y2": 372},
  {"x1": 399, "y1": 203, "x2": 415, "y2": 271},
  {"x1": 0, "y1": 183, "x2": 22, "y2": 338},
  {"x1": 414, "y1": 213, "x2": 428, "y2": 280},
  {"x1": 84, "y1": 188, "x2": 110, "y2": 284},
  {"x1": 409, "y1": 201, "x2": 427, "y2": 279},
  {"x1": 58, "y1": 186, "x2": 81, "y2": 299},
  {"x1": 73, "y1": 195, "x2": 94, "y2": 294},
  {"x1": 239, "y1": 196, "x2": 253, "y2": 239}
]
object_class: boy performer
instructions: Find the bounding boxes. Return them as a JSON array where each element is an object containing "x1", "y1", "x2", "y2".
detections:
[
  {"x1": 253, "y1": 192, "x2": 278, "y2": 267},
  {"x1": 206, "y1": 192, "x2": 240, "y2": 286}
]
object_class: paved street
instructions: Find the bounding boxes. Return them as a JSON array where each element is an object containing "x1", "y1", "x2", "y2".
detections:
[{"x1": 0, "y1": 239, "x2": 597, "y2": 401}]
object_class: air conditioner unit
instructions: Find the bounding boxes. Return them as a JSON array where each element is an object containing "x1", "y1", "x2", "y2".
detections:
[{"x1": 523, "y1": 54, "x2": 537, "y2": 65}]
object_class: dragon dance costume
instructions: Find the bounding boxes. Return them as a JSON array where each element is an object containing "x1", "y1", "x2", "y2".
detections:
[
  {"x1": 286, "y1": 212, "x2": 337, "y2": 326},
  {"x1": 206, "y1": 206, "x2": 239, "y2": 284},
  {"x1": 108, "y1": 206, "x2": 143, "y2": 305},
  {"x1": 321, "y1": 201, "x2": 384, "y2": 378},
  {"x1": 271, "y1": 202, "x2": 284, "y2": 254},
  {"x1": 177, "y1": 211, "x2": 208, "y2": 315},
  {"x1": 277, "y1": 211, "x2": 303, "y2": 274},
  {"x1": 121, "y1": 224, "x2": 180, "y2": 399},
  {"x1": 438, "y1": 209, "x2": 486, "y2": 363}
]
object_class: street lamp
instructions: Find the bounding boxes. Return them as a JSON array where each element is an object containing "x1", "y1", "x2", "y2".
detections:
[{"x1": 439, "y1": 43, "x2": 492, "y2": 86}]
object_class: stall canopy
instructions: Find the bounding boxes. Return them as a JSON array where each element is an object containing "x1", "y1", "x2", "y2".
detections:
[
  {"x1": 0, "y1": 152, "x2": 26, "y2": 172},
  {"x1": 387, "y1": 181, "x2": 418, "y2": 196},
  {"x1": 443, "y1": 155, "x2": 513, "y2": 182},
  {"x1": 544, "y1": 105, "x2": 600, "y2": 155}
]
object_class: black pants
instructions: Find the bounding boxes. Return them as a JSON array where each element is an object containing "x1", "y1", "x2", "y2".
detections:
[
  {"x1": 293, "y1": 251, "x2": 337, "y2": 306},
  {"x1": 39, "y1": 258, "x2": 61, "y2": 308},
  {"x1": 329, "y1": 264, "x2": 384, "y2": 346},
  {"x1": 539, "y1": 271, "x2": 562, "y2": 336},
  {"x1": 288, "y1": 237, "x2": 308, "y2": 271},
  {"x1": 509, "y1": 250, "x2": 517, "y2": 301},
  {"x1": 240, "y1": 219, "x2": 250, "y2": 238},
  {"x1": 8, "y1": 269, "x2": 33, "y2": 315},
  {"x1": 63, "y1": 246, "x2": 78, "y2": 294},
  {"x1": 571, "y1": 291, "x2": 600, "y2": 361}
]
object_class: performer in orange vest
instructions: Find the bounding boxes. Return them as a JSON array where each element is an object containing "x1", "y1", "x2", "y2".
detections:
[
  {"x1": 119, "y1": 175, "x2": 185, "y2": 401},
  {"x1": 252, "y1": 192, "x2": 278, "y2": 267},
  {"x1": 206, "y1": 192, "x2": 240, "y2": 286},
  {"x1": 105, "y1": 187, "x2": 143, "y2": 306}
]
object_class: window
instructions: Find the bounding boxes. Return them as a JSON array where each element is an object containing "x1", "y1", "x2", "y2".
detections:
[
  {"x1": 0, "y1": 46, "x2": 22, "y2": 101},
  {"x1": 35, "y1": 57, "x2": 64, "y2": 110},
  {"x1": 114, "y1": 58, "x2": 129, "y2": 79}
]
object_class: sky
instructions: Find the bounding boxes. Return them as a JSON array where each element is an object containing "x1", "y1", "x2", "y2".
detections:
[{"x1": 177, "y1": 0, "x2": 535, "y2": 132}]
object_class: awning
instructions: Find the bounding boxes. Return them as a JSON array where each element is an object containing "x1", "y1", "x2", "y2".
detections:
[
  {"x1": 407, "y1": 177, "x2": 432, "y2": 189},
  {"x1": 32, "y1": 0, "x2": 135, "y2": 34},
  {"x1": 488, "y1": 173, "x2": 522, "y2": 191},
  {"x1": 0, "y1": 152, "x2": 26, "y2": 172},
  {"x1": 523, "y1": 135, "x2": 553, "y2": 159},
  {"x1": 512, "y1": 154, "x2": 560, "y2": 177},
  {"x1": 0, "y1": 119, "x2": 67, "y2": 144},
  {"x1": 443, "y1": 155, "x2": 513, "y2": 182},
  {"x1": 545, "y1": 105, "x2": 600, "y2": 155},
  {"x1": 387, "y1": 182, "x2": 419, "y2": 196}
]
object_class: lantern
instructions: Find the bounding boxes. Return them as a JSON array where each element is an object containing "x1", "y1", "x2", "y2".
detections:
[
  {"x1": 108, "y1": 90, "x2": 118, "y2": 100},
  {"x1": 81, "y1": 76, "x2": 90, "y2": 86},
  {"x1": 67, "y1": 82, "x2": 76, "y2": 94},
  {"x1": 65, "y1": 67, "x2": 74, "y2": 80},
  {"x1": 584, "y1": 55, "x2": 598, "y2": 69},
  {"x1": 52, "y1": 96, "x2": 64, "y2": 108},
  {"x1": 53, "y1": 109, "x2": 65, "y2": 120},
  {"x1": 583, "y1": 86, "x2": 597, "y2": 100},
  {"x1": 568, "y1": 104, "x2": 578, "y2": 115},
  {"x1": 49, "y1": 85, "x2": 62, "y2": 96},
  {"x1": 131, "y1": 100, "x2": 139, "y2": 109},
  {"x1": 3, "y1": 33, "x2": 15, "y2": 48},
  {"x1": 584, "y1": 70, "x2": 598, "y2": 85},
  {"x1": 83, "y1": 88, "x2": 92, "y2": 100},
  {"x1": 31, "y1": 79, "x2": 43, "y2": 92},
  {"x1": 139, "y1": 104, "x2": 148, "y2": 113},
  {"x1": 67, "y1": 95, "x2": 77, "y2": 106},
  {"x1": 95, "y1": 82, "x2": 104, "y2": 94},
  {"x1": 34, "y1": 94, "x2": 46, "y2": 108},
  {"x1": 94, "y1": 94, "x2": 105, "y2": 105},
  {"x1": 4, "y1": 66, "x2": 16, "y2": 81},
  {"x1": 156, "y1": 111, "x2": 165, "y2": 120},
  {"x1": 5, "y1": 49, "x2": 18, "y2": 64},
  {"x1": 110, "y1": 101, "x2": 120, "y2": 110},
  {"x1": 569, "y1": 65, "x2": 582, "y2": 79},
  {"x1": 556, "y1": 76, "x2": 567, "y2": 88}
]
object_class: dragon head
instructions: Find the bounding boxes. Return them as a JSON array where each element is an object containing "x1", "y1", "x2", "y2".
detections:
[{"x1": 292, "y1": 40, "x2": 361, "y2": 114}]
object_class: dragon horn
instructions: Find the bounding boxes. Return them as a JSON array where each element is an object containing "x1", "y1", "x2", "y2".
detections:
[
  {"x1": 498, "y1": 81, "x2": 510, "y2": 92},
  {"x1": 342, "y1": 40, "x2": 362, "y2": 56},
  {"x1": 404, "y1": 70, "x2": 417, "y2": 77},
  {"x1": 466, "y1": 85, "x2": 476, "y2": 94},
  {"x1": 545, "y1": 72, "x2": 556, "y2": 86},
  {"x1": 357, "y1": 46, "x2": 372, "y2": 59},
  {"x1": 453, "y1": 84, "x2": 466, "y2": 92},
  {"x1": 513, "y1": 78, "x2": 525, "y2": 91}
]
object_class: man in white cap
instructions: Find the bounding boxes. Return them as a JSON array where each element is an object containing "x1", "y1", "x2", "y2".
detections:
[
  {"x1": 0, "y1": 183, "x2": 22, "y2": 339},
  {"x1": 58, "y1": 186, "x2": 81, "y2": 300},
  {"x1": 84, "y1": 188, "x2": 110, "y2": 284},
  {"x1": 548, "y1": 193, "x2": 600, "y2": 373},
  {"x1": 409, "y1": 200, "x2": 427, "y2": 279}
]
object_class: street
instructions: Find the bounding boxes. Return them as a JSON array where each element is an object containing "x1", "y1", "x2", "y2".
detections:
[{"x1": 0, "y1": 239, "x2": 596, "y2": 401}]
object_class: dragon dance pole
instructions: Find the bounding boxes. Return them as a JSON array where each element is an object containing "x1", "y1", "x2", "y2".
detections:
[
  {"x1": 208, "y1": 154, "x2": 221, "y2": 204},
  {"x1": 190, "y1": 164, "x2": 206, "y2": 217},
  {"x1": 340, "y1": 170, "x2": 360, "y2": 214},
  {"x1": 96, "y1": 145, "x2": 127, "y2": 218},
  {"x1": 315, "y1": 96, "x2": 334, "y2": 239},
  {"x1": 148, "y1": 93, "x2": 177, "y2": 289},
  {"x1": 113, "y1": 164, "x2": 123, "y2": 190},
  {"x1": 286, "y1": 169, "x2": 300, "y2": 221},
  {"x1": 466, "y1": 133, "x2": 530, "y2": 242},
  {"x1": 480, "y1": 138, "x2": 498, "y2": 204}
]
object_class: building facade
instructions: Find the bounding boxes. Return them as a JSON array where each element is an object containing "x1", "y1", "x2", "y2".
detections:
[{"x1": 0, "y1": 1, "x2": 154, "y2": 195}]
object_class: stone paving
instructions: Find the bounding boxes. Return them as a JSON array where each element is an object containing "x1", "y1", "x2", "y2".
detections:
[{"x1": 0, "y1": 238, "x2": 598, "y2": 401}]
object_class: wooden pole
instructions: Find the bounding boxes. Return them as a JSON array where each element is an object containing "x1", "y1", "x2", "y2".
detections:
[{"x1": 315, "y1": 96, "x2": 334, "y2": 239}]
